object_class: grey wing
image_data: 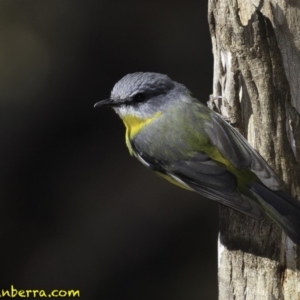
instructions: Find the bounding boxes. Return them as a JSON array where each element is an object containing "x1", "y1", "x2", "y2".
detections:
[
  {"x1": 164, "y1": 152, "x2": 264, "y2": 219},
  {"x1": 205, "y1": 112, "x2": 282, "y2": 190}
]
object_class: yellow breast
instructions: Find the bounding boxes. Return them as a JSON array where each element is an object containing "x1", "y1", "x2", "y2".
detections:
[{"x1": 121, "y1": 112, "x2": 162, "y2": 155}]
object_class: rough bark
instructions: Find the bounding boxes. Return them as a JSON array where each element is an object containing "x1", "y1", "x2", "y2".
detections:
[{"x1": 208, "y1": 0, "x2": 300, "y2": 299}]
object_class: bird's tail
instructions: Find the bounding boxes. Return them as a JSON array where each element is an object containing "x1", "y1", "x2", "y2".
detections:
[{"x1": 250, "y1": 182, "x2": 300, "y2": 246}]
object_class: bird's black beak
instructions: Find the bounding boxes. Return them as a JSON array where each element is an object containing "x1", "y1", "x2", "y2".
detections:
[
  {"x1": 94, "y1": 99, "x2": 118, "y2": 108},
  {"x1": 94, "y1": 98, "x2": 131, "y2": 108}
]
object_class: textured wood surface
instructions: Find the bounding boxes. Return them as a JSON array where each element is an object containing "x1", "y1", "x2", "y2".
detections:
[{"x1": 208, "y1": 0, "x2": 300, "y2": 299}]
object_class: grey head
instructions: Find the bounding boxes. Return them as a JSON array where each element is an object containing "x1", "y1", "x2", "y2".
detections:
[{"x1": 94, "y1": 72, "x2": 191, "y2": 119}]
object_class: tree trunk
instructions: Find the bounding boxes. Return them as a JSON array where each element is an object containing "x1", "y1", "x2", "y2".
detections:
[{"x1": 208, "y1": 0, "x2": 300, "y2": 299}]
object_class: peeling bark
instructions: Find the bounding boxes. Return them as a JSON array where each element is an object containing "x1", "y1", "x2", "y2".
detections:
[{"x1": 208, "y1": 0, "x2": 300, "y2": 299}]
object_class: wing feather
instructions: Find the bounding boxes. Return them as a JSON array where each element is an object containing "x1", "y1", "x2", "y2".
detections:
[
  {"x1": 136, "y1": 147, "x2": 264, "y2": 219},
  {"x1": 205, "y1": 113, "x2": 282, "y2": 190}
]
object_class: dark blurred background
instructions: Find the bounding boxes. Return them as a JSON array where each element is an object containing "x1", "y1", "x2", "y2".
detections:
[{"x1": 0, "y1": 1, "x2": 218, "y2": 299}]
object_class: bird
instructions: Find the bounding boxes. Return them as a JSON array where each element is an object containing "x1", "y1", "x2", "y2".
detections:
[{"x1": 94, "y1": 72, "x2": 300, "y2": 246}]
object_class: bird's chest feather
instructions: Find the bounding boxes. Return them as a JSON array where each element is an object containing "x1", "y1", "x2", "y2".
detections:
[
  {"x1": 130, "y1": 112, "x2": 211, "y2": 162},
  {"x1": 122, "y1": 106, "x2": 214, "y2": 166},
  {"x1": 121, "y1": 112, "x2": 162, "y2": 156}
]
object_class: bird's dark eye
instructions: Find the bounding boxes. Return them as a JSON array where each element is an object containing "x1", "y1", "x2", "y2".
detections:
[{"x1": 133, "y1": 93, "x2": 146, "y2": 103}]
